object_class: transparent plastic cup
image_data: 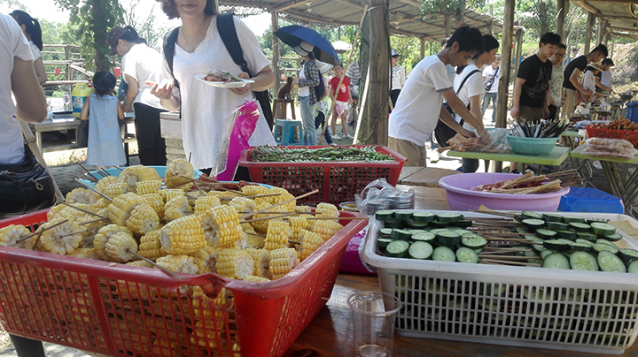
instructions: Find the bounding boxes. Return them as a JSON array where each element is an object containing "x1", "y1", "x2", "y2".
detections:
[{"x1": 347, "y1": 291, "x2": 402, "y2": 357}]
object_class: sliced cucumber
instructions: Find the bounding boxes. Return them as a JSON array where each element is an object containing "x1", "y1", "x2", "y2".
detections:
[
  {"x1": 377, "y1": 238, "x2": 394, "y2": 252},
  {"x1": 575, "y1": 239, "x2": 595, "y2": 246},
  {"x1": 569, "y1": 243, "x2": 592, "y2": 252},
  {"x1": 514, "y1": 215, "x2": 524, "y2": 222},
  {"x1": 598, "y1": 251, "x2": 626, "y2": 273},
  {"x1": 412, "y1": 231, "x2": 436, "y2": 242},
  {"x1": 375, "y1": 210, "x2": 394, "y2": 221},
  {"x1": 461, "y1": 235, "x2": 488, "y2": 249},
  {"x1": 436, "y1": 230, "x2": 461, "y2": 248},
  {"x1": 379, "y1": 228, "x2": 393, "y2": 238},
  {"x1": 450, "y1": 219, "x2": 473, "y2": 228},
  {"x1": 429, "y1": 220, "x2": 449, "y2": 228},
  {"x1": 620, "y1": 249, "x2": 638, "y2": 263},
  {"x1": 394, "y1": 211, "x2": 413, "y2": 221},
  {"x1": 436, "y1": 212, "x2": 463, "y2": 223},
  {"x1": 546, "y1": 222, "x2": 569, "y2": 231},
  {"x1": 595, "y1": 238, "x2": 617, "y2": 246},
  {"x1": 543, "y1": 240, "x2": 571, "y2": 251},
  {"x1": 562, "y1": 216, "x2": 586, "y2": 224},
  {"x1": 408, "y1": 242, "x2": 433, "y2": 259},
  {"x1": 568, "y1": 222, "x2": 592, "y2": 232},
  {"x1": 412, "y1": 211, "x2": 436, "y2": 223},
  {"x1": 386, "y1": 240, "x2": 410, "y2": 258},
  {"x1": 542, "y1": 213, "x2": 563, "y2": 223},
  {"x1": 604, "y1": 233, "x2": 623, "y2": 242},
  {"x1": 590, "y1": 222, "x2": 617, "y2": 236},
  {"x1": 593, "y1": 243, "x2": 619, "y2": 255},
  {"x1": 535, "y1": 229, "x2": 558, "y2": 240},
  {"x1": 432, "y1": 246, "x2": 456, "y2": 262},
  {"x1": 405, "y1": 220, "x2": 429, "y2": 229},
  {"x1": 456, "y1": 247, "x2": 479, "y2": 264},
  {"x1": 628, "y1": 260, "x2": 638, "y2": 273},
  {"x1": 543, "y1": 253, "x2": 570, "y2": 269},
  {"x1": 541, "y1": 250, "x2": 556, "y2": 260},
  {"x1": 391, "y1": 229, "x2": 412, "y2": 241},
  {"x1": 576, "y1": 232, "x2": 597, "y2": 242},
  {"x1": 523, "y1": 219, "x2": 545, "y2": 231},
  {"x1": 522, "y1": 211, "x2": 543, "y2": 220},
  {"x1": 384, "y1": 220, "x2": 402, "y2": 229},
  {"x1": 557, "y1": 230, "x2": 578, "y2": 240},
  {"x1": 570, "y1": 252, "x2": 598, "y2": 271}
]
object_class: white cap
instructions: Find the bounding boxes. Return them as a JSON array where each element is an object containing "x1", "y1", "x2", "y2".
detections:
[
  {"x1": 391, "y1": 49, "x2": 399, "y2": 57},
  {"x1": 294, "y1": 41, "x2": 315, "y2": 57}
]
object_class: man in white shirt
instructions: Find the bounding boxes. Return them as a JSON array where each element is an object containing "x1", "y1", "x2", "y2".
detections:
[
  {"x1": 548, "y1": 44, "x2": 566, "y2": 120},
  {"x1": 595, "y1": 58, "x2": 614, "y2": 93},
  {"x1": 388, "y1": 26, "x2": 485, "y2": 167},
  {"x1": 481, "y1": 55, "x2": 500, "y2": 123}
]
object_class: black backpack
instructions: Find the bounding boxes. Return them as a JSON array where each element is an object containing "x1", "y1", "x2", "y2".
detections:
[
  {"x1": 433, "y1": 69, "x2": 480, "y2": 147},
  {"x1": 162, "y1": 13, "x2": 274, "y2": 130}
]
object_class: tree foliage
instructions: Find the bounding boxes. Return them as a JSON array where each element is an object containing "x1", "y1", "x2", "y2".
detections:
[
  {"x1": 121, "y1": 0, "x2": 168, "y2": 51},
  {"x1": 53, "y1": 0, "x2": 123, "y2": 72},
  {"x1": 421, "y1": 0, "x2": 485, "y2": 18}
]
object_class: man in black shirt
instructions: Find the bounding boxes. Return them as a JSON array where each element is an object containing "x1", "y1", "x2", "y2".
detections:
[
  {"x1": 511, "y1": 32, "x2": 561, "y2": 123},
  {"x1": 561, "y1": 44, "x2": 607, "y2": 119}
]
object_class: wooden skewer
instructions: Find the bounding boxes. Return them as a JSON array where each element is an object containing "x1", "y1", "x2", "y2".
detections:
[
  {"x1": 484, "y1": 238, "x2": 531, "y2": 244},
  {"x1": 113, "y1": 166, "x2": 124, "y2": 171},
  {"x1": 100, "y1": 169, "x2": 112, "y2": 177},
  {"x1": 58, "y1": 230, "x2": 90, "y2": 239},
  {"x1": 478, "y1": 255, "x2": 539, "y2": 260},
  {"x1": 17, "y1": 219, "x2": 70, "y2": 241},
  {"x1": 74, "y1": 178, "x2": 113, "y2": 202},
  {"x1": 219, "y1": 193, "x2": 283, "y2": 201},
  {"x1": 126, "y1": 249, "x2": 184, "y2": 281},
  {"x1": 32, "y1": 229, "x2": 44, "y2": 250},
  {"x1": 480, "y1": 258, "x2": 541, "y2": 267},
  {"x1": 61, "y1": 202, "x2": 107, "y2": 219},
  {"x1": 484, "y1": 232, "x2": 534, "y2": 237},
  {"x1": 289, "y1": 240, "x2": 301, "y2": 245},
  {"x1": 246, "y1": 231, "x2": 266, "y2": 238},
  {"x1": 481, "y1": 248, "x2": 532, "y2": 253},
  {"x1": 179, "y1": 175, "x2": 247, "y2": 196},
  {"x1": 239, "y1": 211, "x2": 317, "y2": 215},
  {"x1": 241, "y1": 213, "x2": 296, "y2": 224},
  {"x1": 240, "y1": 189, "x2": 319, "y2": 220},
  {"x1": 306, "y1": 216, "x2": 368, "y2": 221},
  {"x1": 77, "y1": 174, "x2": 98, "y2": 183},
  {"x1": 78, "y1": 163, "x2": 100, "y2": 182},
  {"x1": 79, "y1": 217, "x2": 110, "y2": 225}
]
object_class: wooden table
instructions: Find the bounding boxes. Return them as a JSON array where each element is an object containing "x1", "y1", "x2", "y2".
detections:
[
  {"x1": 397, "y1": 167, "x2": 462, "y2": 188},
  {"x1": 447, "y1": 146, "x2": 570, "y2": 167},
  {"x1": 570, "y1": 145, "x2": 638, "y2": 216}
]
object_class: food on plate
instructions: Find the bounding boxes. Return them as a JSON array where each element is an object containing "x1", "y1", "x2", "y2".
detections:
[
  {"x1": 204, "y1": 70, "x2": 243, "y2": 83},
  {"x1": 472, "y1": 171, "x2": 578, "y2": 194}
]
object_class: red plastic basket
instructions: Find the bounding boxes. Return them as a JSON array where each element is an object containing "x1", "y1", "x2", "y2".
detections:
[
  {"x1": 0, "y1": 210, "x2": 367, "y2": 357},
  {"x1": 239, "y1": 145, "x2": 407, "y2": 205},
  {"x1": 585, "y1": 125, "x2": 638, "y2": 141}
]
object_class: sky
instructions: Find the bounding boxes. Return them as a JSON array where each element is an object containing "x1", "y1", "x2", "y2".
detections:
[{"x1": 0, "y1": 0, "x2": 272, "y2": 36}]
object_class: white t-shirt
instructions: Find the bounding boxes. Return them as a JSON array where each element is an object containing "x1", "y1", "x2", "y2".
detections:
[
  {"x1": 161, "y1": 15, "x2": 275, "y2": 170},
  {"x1": 388, "y1": 54, "x2": 452, "y2": 146},
  {"x1": 298, "y1": 62, "x2": 309, "y2": 97},
  {"x1": 482, "y1": 65, "x2": 499, "y2": 93},
  {"x1": 453, "y1": 64, "x2": 484, "y2": 131},
  {"x1": 600, "y1": 71, "x2": 612, "y2": 88},
  {"x1": 390, "y1": 65, "x2": 406, "y2": 90},
  {"x1": 0, "y1": 13, "x2": 33, "y2": 164},
  {"x1": 550, "y1": 64, "x2": 564, "y2": 107},
  {"x1": 122, "y1": 43, "x2": 163, "y2": 109},
  {"x1": 582, "y1": 71, "x2": 596, "y2": 95},
  {"x1": 28, "y1": 40, "x2": 41, "y2": 60}
]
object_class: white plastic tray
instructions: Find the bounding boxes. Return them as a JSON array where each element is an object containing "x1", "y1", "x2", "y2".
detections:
[{"x1": 362, "y1": 211, "x2": 638, "y2": 355}]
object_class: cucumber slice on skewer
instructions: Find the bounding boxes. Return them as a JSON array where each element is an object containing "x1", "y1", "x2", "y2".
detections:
[
  {"x1": 432, "y1": 246, "x2": 456, "y2": 262},
  {"x1": 568, "y1": 222, "x2": 591, "y2": 232},
  {"x1": 628, "y1": 260, "x2": 638, "y2": 273},
  {"x1": 590, "y1": 222, "x2": 617, "y2": 236},
  {"x1": 461, "y1": 235, "x2": 487, "y2": 249},
  {"x1": 620, "y1": 249, "x2": 638, "y2": 263},
  {"x1": 375, "y1": 210, "x2": 394, "y2": 221},
  {"x1": 412, "y1": 211, "x2": 436, "y2": 223},
  {"x1": 386, "y1": 240, "x2": 410, "y2": 258},
  {"x1": 593, "y1": 243, "x2": 619, "y2": 255},
  {"x1": 377, "y1": 238, "x2": 394, "y2": 253},
  {"x1": 522, "y1": 211, "x2": 543, "y2": 220},
  {"x1": 570, "y1": 252, "x2": 598, "y2": 271},
  {"x1": 598, "y1": 251, "x2": 626, "y2": 273},
  {"x1": 412, "y1": 231, "x2": 436, "y2": 242},
  {"x1": 408, "y1": 242, "x2": 433, "y2": 259},
  {"x1": 436, "y1": 212, "x2": 463, "y2": 223},
  {"x1": 456, "y1": 247, "x2": 479, "y2": 264},
  {"x1": 603, "y1": 233, "x2": 623, "y2": 242},
  {"x1": 394, "y1": 211, "x2": 413, "y2": 221},
  {"x1": 543, "y1": 253, "x2": 570, "y2": 269},
  {"x1": 379, "y1": 228, "x2": 393, "y2": 238}
]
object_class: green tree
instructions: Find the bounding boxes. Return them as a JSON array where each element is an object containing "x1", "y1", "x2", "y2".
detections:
[
  {"x1": 390, "y1": 36, "x2": 421, "y2": 72},
  {"x1": 121, "y1": 0, "x2": 168, "y2": 51},
  {"x1": 54, "y1": 0, "x2": 123, "y2": 71}
]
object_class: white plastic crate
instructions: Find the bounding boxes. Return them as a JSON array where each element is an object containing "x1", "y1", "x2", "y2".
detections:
[{"x1": 362, "y1": 211, "x2": 638, "y2": 355}]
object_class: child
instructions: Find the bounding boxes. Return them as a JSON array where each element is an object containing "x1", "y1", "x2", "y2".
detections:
[
  {"x1": 329, "y1": 64, "x2": 353, "y2": 139},
  {"x1": 80, "y1": 71, "x2": 125, "y2": 170},
  {"x1": 315, "y1": 76, "x2": 335, "y2": 145}
]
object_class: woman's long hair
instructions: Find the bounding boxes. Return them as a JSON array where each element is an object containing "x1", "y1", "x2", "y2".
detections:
[{"x1": 10, "y1": 10, "x2": 43, "y2": 50}]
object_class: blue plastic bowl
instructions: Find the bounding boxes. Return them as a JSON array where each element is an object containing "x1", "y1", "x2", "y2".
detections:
[{"x1": 506, "y1": 135, "x2": 559, "y2": 156}]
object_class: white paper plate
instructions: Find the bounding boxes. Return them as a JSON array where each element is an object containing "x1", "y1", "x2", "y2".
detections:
[{"x1": 195, "y1": 74, "x2": 254, "y2": 88}]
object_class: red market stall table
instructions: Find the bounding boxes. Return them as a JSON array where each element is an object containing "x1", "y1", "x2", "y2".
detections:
[
  {"x1": 570, "y1": 145, "x2": 638, "y2": 216},
  {"x1": 447, "y1": 146, "x2": 570, "y2": 173}
]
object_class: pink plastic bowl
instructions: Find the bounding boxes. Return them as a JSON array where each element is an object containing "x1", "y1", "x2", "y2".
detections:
[{"x1": 438, "y1": 173, "x2": 570, "y2": 212}]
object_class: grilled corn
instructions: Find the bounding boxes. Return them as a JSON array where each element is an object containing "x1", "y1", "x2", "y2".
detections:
[
  {"x1": 312, "y1": 220, "x2": 343, "y2": 242},
  {"x1": 194, "y1": 195, "x2": 221, "y2": 215},
  {"x1": 164, "y1": 196, "x2": 190, "y2": 220},
  {"x1": 299, "y1": 229, "x2": 324, "y2": 261},
  {"x1": 244, "y1": 248, "x2": 271, "y2": 279},
  {"x1": 269, "y1": 247, "x2": 300, "y2": 279},
  {"x1": 136, "y1": 180, "x2": 162, "y2": 195},
  {"x1": 264, "y1": 220, "x2": 290, "y2": 251},
  {"x1": 38, "y1": 218, "x2": 83, "y2": 255},
  {"x1": 93, "y1": 224, "x2": 133, "y2": 260},
  {"x1": 216, "y1": 248, "x2": 254, "y2": 279},
  {"x1": 155, "y1": 254, "x2": 199, "y2": 275},
  {"x1": 120, "y1": 165, "x2": 161, "y2": 192},
  {"x1": 164, "y1": 158, "x2": 194, "y2": 191},
  {"x1": 108, "y1": 192, "x2": 144, "y2": 226},
  {"x1": 66, "y1": 188, "x2": 99, "y2": 205},
  {"x1": 138, "y1": 229, "x2": 165, "y2": 260},
  {"x1": 105, "y1": 231, "x2": 138, "y2": 262},
  {"x1": 159, "y1": 215, "x2": 206, "y2": 255},
  {"x1": 126, "y1": 203, "x2": 160, "y2": 235}
]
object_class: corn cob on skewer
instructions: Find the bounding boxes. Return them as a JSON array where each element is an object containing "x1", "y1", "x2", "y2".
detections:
[
  {"x1": 105, "y1": 231, "x2": 138, "y2": 262},
  {"x1": 216, "y1": 248, "x2": 254, "y2": 279},
  {"x1": 138, "y1": 229, "x2": 165, "y2": 260},
  {"x1": 94, "y1": 224, "x2": 133, "y2": 260},
  {"x1": 269, "y1": 248, "x2": 300, "y2": 279},
  {"x1": 160, "y1": 215, "x2": 206, "y2": 255},
  {"x1": 264, "y1": 220, "x2": 291, "y2": 251},
  {"x1": 126, "y1": 203, "x2": 160, "y2": 235}
]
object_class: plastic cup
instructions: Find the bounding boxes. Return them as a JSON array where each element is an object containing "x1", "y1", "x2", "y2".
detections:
[{"x1": 347, "y1": 291, "x2": 402, "y2": 357}]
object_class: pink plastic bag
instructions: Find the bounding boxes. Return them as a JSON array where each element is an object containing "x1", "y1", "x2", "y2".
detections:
[
  {"x1": 214, "y1": 100, "x2": 260, "y2": 181},
  {"x1": 339, "y1": 227, "x2": 377, "y2": 276}
]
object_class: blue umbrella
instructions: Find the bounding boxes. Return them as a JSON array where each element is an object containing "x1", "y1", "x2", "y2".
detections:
[{"x1": 274, "y1": 25, "x2": 341, "y2": 66}]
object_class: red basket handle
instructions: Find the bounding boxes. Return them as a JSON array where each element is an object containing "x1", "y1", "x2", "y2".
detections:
[{"x1": 186, "y1": 273, "x2": 232, "y2": 299}]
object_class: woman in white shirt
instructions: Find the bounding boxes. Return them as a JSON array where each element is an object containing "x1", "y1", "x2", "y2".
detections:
[
  {"x1": 581, "y1": 63, "x2": 604, "y2": 104},
  {"x1": 108, "y1": 26, "x2": 167, "y2": 165},
  {"x1": 0, "y1": 11, "x2": 51, "y2": 356},
  {"x1": 10, "y1": 10, "x2": 46, "y2": 85},
  {"x1": 454, "y1": 35, "x2": 499, "y2": 173},
  {"x1": 389, "y1": 49, "x2": 406, "y2": 111},
  {"x1": 150, "y1": 0, "x2": 275, "y2": 176}
]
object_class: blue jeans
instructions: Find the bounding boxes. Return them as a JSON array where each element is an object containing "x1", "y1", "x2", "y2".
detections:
[
  {"x1": 481, "y1": 92, "x2": 497, "y2": 122},
  {"x1": 315, "y1": 112, "x2": 333, "y2": 144},
  {"x1": 299, "y1": 96, "x2": 318, "y2": 145}
]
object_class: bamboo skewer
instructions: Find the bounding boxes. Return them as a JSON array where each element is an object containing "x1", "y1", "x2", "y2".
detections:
[
  {"x1": 306, "y1": 216, "x2": 368, "y2": 221},
  {"x1": 238, "y1": 211, "x2": 317, "y2": 215},
  {"x1": 241, "y1": 213, "x2": 297, "y2": 224},
  {"x1": 32, "y1": 230, "x2": 44, "y2": 250},
  {"x1": 126, "y1": 249, "x2": 184, "y2": 281},
  {"x1": 179, "y1": 175, "x2": 248, "y2": 196},
  {"x1": 17, "y1": 219, "x2": 70, "y2": 241},
  {"x1": 58, "y1": 230, "x2": 90, "y2": 239},
  {"x1": 240, "y1": 189, "x2": 319, "y2": 220},
  {"x1": 74, "y1": 179, "x2": 113, "y2": 202},
  {"x1": 78, "y1": 217, "x2": 110, "y2": 225},
  {"x1": 78, "y1": 163, "x2": 100, "y2": 182},
  {"x1": 480, "y1": 258, "x2": 541, "y2": 267},
  {"x1": 246, "y1": 231, "x2": 266, "y2": 238},
  {"x1": 478, "y1": 255, "x2": 539, "y2": 260},
  {"x1": 61, "y1": 203, "x2": 107, "y2": 219}
]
